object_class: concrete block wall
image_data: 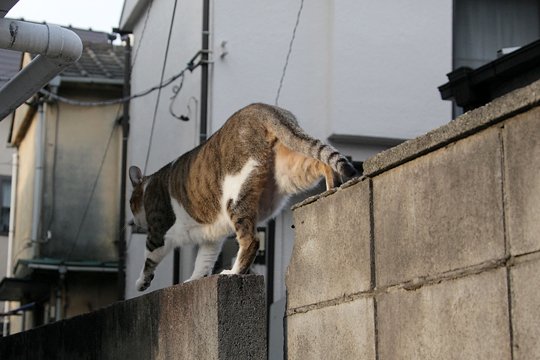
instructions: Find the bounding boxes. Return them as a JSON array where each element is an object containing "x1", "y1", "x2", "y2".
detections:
[
  {"x1": 286, "y1": 79, "x2": 540, "y2": 359},
  {"x1": 0, "y1": 275, "x2": 266, "y2": 360}
]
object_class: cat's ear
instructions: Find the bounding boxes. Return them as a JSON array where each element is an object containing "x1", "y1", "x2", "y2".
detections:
[{"x1": 129, "y1": 166, "x2": 143, "y2": 187}]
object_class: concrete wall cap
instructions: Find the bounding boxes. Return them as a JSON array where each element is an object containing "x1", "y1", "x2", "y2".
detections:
[{"x1": 291, "y1": 176, "x2": 367, "y2": 211}]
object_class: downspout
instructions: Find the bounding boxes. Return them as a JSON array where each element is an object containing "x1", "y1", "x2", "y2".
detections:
[
  {"x1": 118, "y1": 34, "x2": 131, "y2": 300},
  {"x1": 2, "y1": 150, "x2": 18, "y2": 337},
  {"x1": 0, "y1": 19, "x2": 83, "y2": 120},
  {"x1": 6, "y1": 151, "x2": 17, "y2": 276},
  {"x1": 30, "y1": 101, "x2": 46, "y2": 257},
  {"x1": 174, "y1": 0, "x2": 212, "y2": 283},
  {"x1": 200, "y1": 0, "x2": 210, "y2": 144}
]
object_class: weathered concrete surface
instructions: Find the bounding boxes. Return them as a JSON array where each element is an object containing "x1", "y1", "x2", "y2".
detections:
[
  {"x1": 0, "y1": 275, "x2": 266, "y2": 360},
  {"x1": 364, "y1": 78, "x2": 540, "y2": 176},
  {"x1": 286, "y1": 81, "x2": 540, "y2": 360},
  {"x1": 373, "y1": 127, "x2": 505, "y2": 287},
  {"x1": 377, "y1": 268, "x2": 511, "y2": 360},
  {"x1": 503, "y1": 107, "x2": 540, "y2": 255},
  {"x1": 510, "y1": 254, "x2": 540, "y2": 359},
  {"x1": 287, "y1": 180, "x2": 371, "y2": 309},
  {"x1": 287, "y1": 298, "x2": 375, "y2": 360}
]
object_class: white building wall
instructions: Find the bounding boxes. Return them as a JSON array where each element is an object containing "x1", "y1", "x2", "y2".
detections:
[
  {"x1": 329, "y1": 0, "x2": 453, "y2": 139},
  {"x1": 122, "y1": 0, "x2": 452, "y2": 300}
]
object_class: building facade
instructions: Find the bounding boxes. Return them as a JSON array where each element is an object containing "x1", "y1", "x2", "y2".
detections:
[{"x1": 0, "y1": 29, "x2": 125, "y2": 335}]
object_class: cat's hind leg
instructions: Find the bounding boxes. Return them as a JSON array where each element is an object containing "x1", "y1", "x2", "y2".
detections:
[
  {"x1": 136, "y1": 235, "x2": 172, "y2": 291},
  {"x1": 221, "y1": 181, "x2": 264, "y2": 275},
  {"x1": 187, "y1": 241, "x2": 224, "y2": 282},
  {"x1": 220, "y1": 213, "x2": 259, "y2": 276}
]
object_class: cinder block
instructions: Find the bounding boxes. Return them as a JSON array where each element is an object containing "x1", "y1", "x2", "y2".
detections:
[
  {"x1": 373, "y1": 127, "x2": 505, "y2": 286},
  {"x1": 0, "y1": 275, "x2": 266, "y2": 360},
  {"x1": 503, "y1": 107, "x2": 540, "y2": 255},
  {"x1": 287, "y1": 298, "x2": 375, "y2": 360},
  {"x1": 287, "y1": 180, "x2": 371, "y2": 310},
  {"x1": 377, "y1": 269, "x2": 511, "y2": 360},
  {"x1": 510, "y1": 255, "x2": 540, "y2": 359}
]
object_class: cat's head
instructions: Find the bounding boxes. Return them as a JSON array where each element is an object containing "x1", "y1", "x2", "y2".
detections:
[{"x1": 129, "y1": 166, "x2": 148, "y2": 230}]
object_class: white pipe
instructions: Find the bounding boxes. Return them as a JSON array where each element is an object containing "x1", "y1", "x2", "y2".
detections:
[
  {"x1": 31, "y1": 102, "x2": 45, "y2": 255},
  {"x1": 0, "y1": 19, "x2": 83, "y2": 119},
  {"x1": 2, "y1": 150, "x2": 17, "y2": 337},
  {"x1": 6, "y1": 150, "x2": 17, "y2": 277}
]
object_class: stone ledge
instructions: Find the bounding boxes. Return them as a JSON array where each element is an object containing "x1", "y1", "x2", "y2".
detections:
[
  {"x1": 0, "y1": 275, "x2": 266, "y2": 360},
  {"x1": 363, "y1": 78, "x2": 540, "y2": 176}
]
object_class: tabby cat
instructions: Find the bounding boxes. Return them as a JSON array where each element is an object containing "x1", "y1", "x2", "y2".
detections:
[{"x1": 129, "y1": 103, "x2": 357, "y2": 291}]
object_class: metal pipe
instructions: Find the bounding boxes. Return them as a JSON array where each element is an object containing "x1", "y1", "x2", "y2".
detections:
[
  {"x1": 6, "y1": 151, "x2": 17, "y2": 277},
  {"x1": 0, "y1": 19, "x2": 83, "y2": 119},
  {"x1": 174, "y1": 0, "x2": 212, "y2": 283},
  {"x1": 200, "y1": 0, "x2": 210, "y2": 144},
  {"x1": 117, "y1": 34, "x2": 131, "y2": 300},
  {"x1": 55, "y1": 266, "x2": 66, "y2": 321}
]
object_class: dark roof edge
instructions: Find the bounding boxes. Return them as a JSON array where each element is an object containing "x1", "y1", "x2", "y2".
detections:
[
  {"x1": 58, "y1": 76, "x2": 124, "y2": 86},
  {"x1": 439, "y1": 38, "x2": 540, "y2": 109},
  {"x1": 328, "y1": 133, "x2": 407, "y2": 147}
]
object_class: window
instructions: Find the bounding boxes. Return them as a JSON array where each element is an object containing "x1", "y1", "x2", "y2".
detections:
[{"x1": 0, "y1": 176, "x2": 11, "y2": 235}]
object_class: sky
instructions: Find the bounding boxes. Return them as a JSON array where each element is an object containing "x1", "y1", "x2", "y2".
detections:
[{"x1": 7, "y1": 0, "x2": 125, "y2": 34}]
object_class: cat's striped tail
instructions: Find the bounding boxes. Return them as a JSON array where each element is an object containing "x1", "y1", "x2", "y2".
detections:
[{"x1": 258, "y1": 103, "x2": 358, "y2": 182}]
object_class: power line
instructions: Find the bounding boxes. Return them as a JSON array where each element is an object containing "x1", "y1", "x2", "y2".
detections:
[
  {"x1": 275, "y1": 0, "x2": 305, "y2": 106},
  {"x1": 131, "y1": 0, "x2": 155, "y2": 67},
  {"x1": 38, "y1": 66, "x2": 187, "y2": 107},
  {"x1": 143, "y1": 0, "x2": 180, "y2": 174}
]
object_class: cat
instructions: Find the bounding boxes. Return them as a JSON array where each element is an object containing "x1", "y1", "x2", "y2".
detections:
[{"x1": 129, "y1": 103, "x2": 357, "y2": 291}]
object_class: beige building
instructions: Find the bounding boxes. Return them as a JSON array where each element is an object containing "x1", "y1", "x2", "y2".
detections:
[
  {"x1": 0, "y1": 28, "x2": 125, "y2": 335},
  {"x1": 0, "y1": 47, "x2": 21, "y2": 335}
]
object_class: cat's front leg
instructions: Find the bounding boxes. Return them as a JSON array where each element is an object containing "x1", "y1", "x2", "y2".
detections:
[
  {"x1": 136, "y1": 234, "x2": 172, "y2": 291},
  {"x1": 135, "y1": 260, "x2": 155, "y2": 291},
  {"x1": 186, "y1": 241, "x2": 224, "y2": 282}
]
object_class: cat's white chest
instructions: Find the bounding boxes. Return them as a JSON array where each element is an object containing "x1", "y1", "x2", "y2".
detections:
[{"x1": 166, "y1": 158, "x2": 260, "y2": 245}]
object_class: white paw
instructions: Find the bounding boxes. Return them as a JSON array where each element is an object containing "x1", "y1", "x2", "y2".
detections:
[
  {"x1": 135, "y1": 274, "x2": 154, "y2": 291},
  {"x1": 219, "y1": 269, "x2": 236, "y2": 275}
]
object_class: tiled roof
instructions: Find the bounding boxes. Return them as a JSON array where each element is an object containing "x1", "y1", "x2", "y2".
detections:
[{"x1": 61, "y1": 42, "x2": 124, "y2": 83}]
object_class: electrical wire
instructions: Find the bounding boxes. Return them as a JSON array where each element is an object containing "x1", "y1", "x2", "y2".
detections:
[
  {"x1": 38, "y1": 66, "x2": 188, "y2": 107},
  {"x1": 275, "y1": 0, "x2": 305, "y2": 106},
  {"x1": 143, "y1": 0, "x2": 180, "y2": 174},
  {"x1": 168, "y1": 71, "x2": 187, "y2": 120},
  {"x1": 131, "y1": 0, "x2": 155, "y2": 67}
]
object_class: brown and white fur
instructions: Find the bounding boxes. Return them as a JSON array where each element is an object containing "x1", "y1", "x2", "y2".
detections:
[{"x1": 129, "y1": 103, "x2": 356, "y2": 291}]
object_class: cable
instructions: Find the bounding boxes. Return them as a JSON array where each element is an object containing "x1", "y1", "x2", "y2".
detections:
[
  {"x1": 168, "y1": 71, "x2": 187, "y2": 120},
  {"x1": 131, "y1": 0, "x2": 154, "y2": 67},
  {"x1": 38, "y1": 66, "x2": 188, "y2": 107},
  {"x1": 143, "y1": 0, "x2": 180, "y2": 174},
  {"x1": 65, "y1": 106, "x2": 122, "y2": 260},
  {"x1": 275, "y1": 0, "x2": 305, "y2": 106}
]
